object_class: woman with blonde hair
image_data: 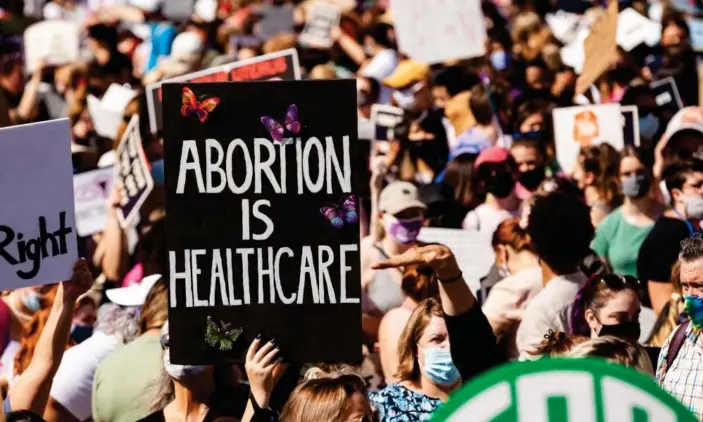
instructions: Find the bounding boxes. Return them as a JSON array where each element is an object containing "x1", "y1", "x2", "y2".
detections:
[{"x1": 568, "y1": 336, "x2": 655, "y2": 376}]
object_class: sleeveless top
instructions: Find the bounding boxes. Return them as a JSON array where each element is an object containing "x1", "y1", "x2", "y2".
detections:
[{"x1": 362, "y1": 244, "x2": 404, "y2": 315}]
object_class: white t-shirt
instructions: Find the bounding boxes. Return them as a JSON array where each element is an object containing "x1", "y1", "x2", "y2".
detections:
[
  {"x1": 462, "y1": 204, "x2": 520, "y2": 237},
  {"x1": 50, "y1": 332, "x2": 121, "y2": 420}
]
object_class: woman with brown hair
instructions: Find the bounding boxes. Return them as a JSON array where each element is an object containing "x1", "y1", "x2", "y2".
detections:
[
  {"x1": 572, "y1": 143, "x2": 622, "y2": 227},
  {"x1": 378, "y1": 264, "x2": 438, "y2": 384}
]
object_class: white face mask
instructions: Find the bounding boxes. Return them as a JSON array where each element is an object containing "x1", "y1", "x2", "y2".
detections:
[
  {"x1": 393, "y1": 82, "x2": 424, "y2": 111},
  {"x1": 684, "y1": 194, "x2": 703, "y2": 221},
  {"x1": 163, "y1": 349, "x2": 208, "y2": 380}
]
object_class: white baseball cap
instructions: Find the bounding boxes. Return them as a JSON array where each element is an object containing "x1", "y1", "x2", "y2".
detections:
[
  {"x1": 106, "y1": 274, "x2": 162, "y2": 307},
  {"x1": 129, "y1": 0, "x2": 162, "y2": 13}
]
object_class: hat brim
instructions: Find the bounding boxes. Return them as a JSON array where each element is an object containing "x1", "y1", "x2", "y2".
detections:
[
  {"x1": 382, "y1": 199, "x2": 428, "y2": 216},
  {"x1": 105, "y1": 274, "x2": 161, "y2": 307}
]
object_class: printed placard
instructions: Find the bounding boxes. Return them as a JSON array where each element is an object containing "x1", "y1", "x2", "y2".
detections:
[
  {"x1": 370, "y1": 104, "x2": 404, "y2": 144},
  {"x1": 146, "y1": 49, "x2": 301, "y2": 134},
  {"x1": 621, "y1": 105, "x2": 640, "y2": 146},
  {"x1": 552, "y1": 103, "x2": 624, "y2": 172},
  {"x1": 23, "y1": 21, "x2": 79, "y2": 72},
  {"x1": 651, "y1": 76, "x2": 684, "y2": 111},
  {"x1": 298, "y1": 1, "x2": 342, "y2": 48},
  {"x1": 162, "y1": 80, "x2": 361, "y2": 365},
  {"x1": 115, "y1": 116, "x2": 154, "y2": 229},
  {"x1": 390, "y1": 0, "x2": 486, "y2": 64},
  {"x1": 73, "y1": 168, "x2": 114, "y2": 237},
  {"x1": 688, "y1": 18, "x2": 703, "y2": 52},
  {"x1": 0, "y1": 119, "x2": 77, "y2": 289}
]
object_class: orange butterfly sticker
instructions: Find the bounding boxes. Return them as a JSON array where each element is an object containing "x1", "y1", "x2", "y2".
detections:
[{"x1": 180, "y1": 87, "x2": 220, "y2": 123}]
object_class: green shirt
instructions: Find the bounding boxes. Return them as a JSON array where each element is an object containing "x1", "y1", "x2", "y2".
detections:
[
  {"x1": 92, "y1": 334, "x2": 162, "y2": 422},
  {"x1": 591, "y1": 207, "x2": 654, "y2": 278}
]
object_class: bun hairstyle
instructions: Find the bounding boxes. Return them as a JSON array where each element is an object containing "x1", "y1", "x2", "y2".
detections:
[
  {"x1": 401, "y1": 265, "x2": 439, "y2": 303},
  {"x1": 529, "y1": 330, "x2": 588, "y2": 357}
]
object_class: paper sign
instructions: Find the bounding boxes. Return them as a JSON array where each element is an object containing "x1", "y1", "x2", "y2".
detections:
[
  {"x1": 162, "y1": 80, "x2": 361, "y2": 365},
  {"x1": 576, "y1": 0, "x2": 618, "y2": 95},
  {"x1": 621, "y1": 105, "x2": 640, "y2": 146},
  {"x1": 417, "y1": 228, "x2": 494, "y2": 295},
  {"x1": 87, "y1": 84, "x2": 138, "y2": 141},
  {"x1": 0, "y1": 119, "x2": 77, "y2": 289},
  {"x1": 370, "y1": 104, "x2": 404, "y2": 143},
  {"x1": 431, "y1": 359, "x2": 698, "y2": 421},
  {"x1": 689, "y1": 18, "x2": 703, "y2": 52},
  {"x1": 552, "y1": 103, "x2": 624, "y2": 172},
  {"x1": 651, "y1": 77, "x2": 684, "y2": 110},
  {"x1": 146, "y1": 49, "x2": 301, "y2": 134},
  {"x1": 298, "y1": 2, "x2": 341, "y2": 48},
  {"x1": 390, "y1": 0, "x2": 486, "y2": 64},
  {"x1": 73, "y1": 168, "x2": 114, "y2": 237},
  {"x1": 616, "y1": 8, "x2": 661, "y2": 52},
  {"x1": 23, "y1": 21, "x2": 79, "y2": 72},
  {"x1": 115, "y1": 116, "x2": 154, "y2": 229}
]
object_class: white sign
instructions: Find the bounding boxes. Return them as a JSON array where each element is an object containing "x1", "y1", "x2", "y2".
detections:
[
  {"x1": 0, "y1": 119, "x2": 78, "y2": 289},
  {"x1": 298, "y1": 1, "x2": 342, "y2": 48},
  {"x1": 417, "y1": 227, "x2": 494, "y2": 295},
  {"x1": 23, "y1": 21, "x2": 80, "y2": 72},
  {"x1": 390, "y1": 0, "x2": 486, "y2": 64},
  {"x1": 73, "y1": 168, "x2": 114, "y2": 237},
  {"x1": 688, "y1": 18, "x2": 703, "y2": 51},
  {"x1": 115, "y1": 116, "x2": 154, "y2": 229},
  {"x1": 552, "y1": 103, "x2": 624, "y2": 173},
  {"x1": 87, "y1": 84, "x2": 138, "y2": 141}
]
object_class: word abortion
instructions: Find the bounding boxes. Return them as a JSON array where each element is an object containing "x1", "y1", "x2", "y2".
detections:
[
  {"x1": 176, "y1": 136, "x2": 352, "y2": 195},
  {"x1": 169, "y1": 244, "x2": 359, "y2": 308}
]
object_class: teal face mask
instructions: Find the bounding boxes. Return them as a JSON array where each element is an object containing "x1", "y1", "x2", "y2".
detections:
[
  {"x1": 684, "y1": 296, "x2": 703, "y2": 329},
  {"x1": 419, "y1": 347, "x2": 461, "y2": 386}
]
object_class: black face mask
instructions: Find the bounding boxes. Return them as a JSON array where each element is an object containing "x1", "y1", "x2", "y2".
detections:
[
  {"x1": 598, "y1": 320, "x2": 641, "y2": 342},
  {"x1": 485, "y1": 171, "x2": 515, "y2": 199},
  {"x1": 519, "y1": 166, "x2": 546, "y2": 191}
]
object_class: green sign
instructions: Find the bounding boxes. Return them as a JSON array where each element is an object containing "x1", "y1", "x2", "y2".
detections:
[{"x1": 432, "y1": 358, "x2": 697, "y2": 422}]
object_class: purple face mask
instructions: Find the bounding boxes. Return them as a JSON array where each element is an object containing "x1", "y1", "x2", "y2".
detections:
[{"x1": 385, "y1": 216, "x2": 424, "y2": 244}]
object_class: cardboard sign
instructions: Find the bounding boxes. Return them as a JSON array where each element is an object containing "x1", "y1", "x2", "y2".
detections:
[
  {"x1": 576, "y1": 0, "x2": 618, "y2": 95},
  {"x1": 87, "y1": 84, "x2": 138, "y2": 141},
  {"x1": 0, "y1": 119, "x2": 77, "y2": 289},
  {"x1": 431, "y1": 359, "x2": 698, "y2": 421},
  {"x1": 23, "y1": 21, "x2": 79, "y2": 72},
  {"x1": 370, "y1": 104, "x2": 404, "y2": 143},
  {"x1": 298, "y1": 2, "x2": 341, "y2": 48},
  {"x1": 73, "y1": 168, "x2": 114, "y2": 237},
  {"x1": 651, "y1": 77, "x2": 684, "y2": 111},
  {"x1": 417, "y1": 228, "x2": 494, "y2": 295},
  {"x1": 552, "y1": 103, "x2": 624, "y2": 172},
  {"x1": 621, "y1": 105, "x2": 640, "y2": 147},
  {"x1": 390, "y1": 0, "x2": 486, "y2": 64},
  {"x1": 115, "y1": 116, "x2": 154, "y2": 229},
  {"x1": 146, "y1": 49, "x2": 301, "y2": 134},
  {"x1": 162, "y1": 80, "x2": 361, "y2": 365}
]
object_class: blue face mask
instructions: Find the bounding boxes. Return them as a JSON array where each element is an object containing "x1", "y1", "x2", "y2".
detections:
[
  {"x1": 70, "y1": 324, "x2": 94, "y2": 344},
  {"x1": 490, "y1": 50, "x2": 508, "y2": 71},
  {"x1": 151, "y1": 159, "x2": 165, "y2": 185},
  {"x1": 638, "y1": 114, "x2": 659, "y2": 141},
  {"x1": 419, "y1": 347, "x2": 461, "y2": 386},
  {"x1": 685, "y1": 296, "x2": 703, "y2": 329},
  {"x1": 21, "y1": 290, "x2": 41, "y2": 313}
]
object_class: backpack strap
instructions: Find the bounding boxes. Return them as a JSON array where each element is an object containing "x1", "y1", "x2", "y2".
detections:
[{"x1": 665, "y1": 320, "x2": 691, "y2": 373}]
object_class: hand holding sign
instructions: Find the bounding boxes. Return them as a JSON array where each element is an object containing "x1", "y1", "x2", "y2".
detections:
[
  {"x1": 63, "y1": 259, "x2": 93, "y2": 303},
  {"x1": 246, "y1": 337, "x2": 285, "y2": 409}
]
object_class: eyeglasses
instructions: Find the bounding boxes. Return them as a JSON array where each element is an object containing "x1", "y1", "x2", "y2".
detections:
[{"x1": 599, "y1": 274, "x2": 640, "y2": 289}]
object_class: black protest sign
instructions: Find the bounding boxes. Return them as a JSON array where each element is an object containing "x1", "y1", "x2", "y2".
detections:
[
  {"x1": 651, "y1": 77, "x2": 684, "y2": 111},
  {"x1": 162, "y1": 80, "x2": 361, "y2": 365},
  {"x1": 621, "y1": 105, "x2": 639, "y2": 146},
  {"x1": 298, "y1": 2, "x2": 341, "y2": 48},
  {"x1": 146, "y1": 49, "x2": 301, "y2": 133},
  {"x1": 370, "y1": 104, "x2": 404, "y2": 142},
  {"x1": 115, "y1": 116, "x2": 154, "y2": 228}
]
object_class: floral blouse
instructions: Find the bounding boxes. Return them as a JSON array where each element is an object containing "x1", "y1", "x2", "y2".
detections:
[{"x1": 369, "y1": 383, "x2": 442, "y2": 421}]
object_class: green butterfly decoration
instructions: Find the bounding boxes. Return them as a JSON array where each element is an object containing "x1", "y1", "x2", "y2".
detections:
[{"x1": 204, "y1": 316, "x2": 243, "y2": 351}]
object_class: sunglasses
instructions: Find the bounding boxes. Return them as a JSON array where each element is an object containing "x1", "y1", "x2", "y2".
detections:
[{"x1": 598, "y1": 274, "x2": 640, "y2": 289}]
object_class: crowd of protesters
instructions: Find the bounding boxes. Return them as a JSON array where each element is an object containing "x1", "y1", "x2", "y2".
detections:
[{"x1": 1, "y1": 0, "x2": 703, "y2": 420}]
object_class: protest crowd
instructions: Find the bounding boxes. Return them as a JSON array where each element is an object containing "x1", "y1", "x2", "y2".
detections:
[{"x1": 1, "y1": 0, "x2": 703, "y2": 420}]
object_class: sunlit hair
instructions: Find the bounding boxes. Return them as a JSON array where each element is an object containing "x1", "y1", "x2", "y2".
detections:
[
  {"x1": 395, "y1": 297, "x2": 443, "y2": 382},
  {"x1": 529, "y1": 330, "x2": 588, "y2": 357},
  {"x1": 491, "y1": 217, "x2": 533, "y2": 254},
  {"x1": 13, "y1": 285, "x2": 62, "y2": 377},
  {"x1": 578, "y1": 143, "x2": 622, "y2": 210},
  {"x1": 309, "y1": 64, "x2": 337, "y2": 80},
  {"x1": 401, "y1": 265, "x2": 439, "y2": 303},
  {"x1": 139, "y1": 278, "x2": 167, "y2": 334},
  {"x1": 263, "y1": 32, "x2": 297, "y2": 54},
  {"x1": 567, "y1": 336, "x2": 654, "y2": 376},
  {"x1": 680, "y1": 233, "x2": 703, "y2": 263},
  {"x1": 648, "y1": 261, "x2": 685, "y2": 347},
  {"x1": 280, "y1": 373, "x2": 373, "y2": 422}
]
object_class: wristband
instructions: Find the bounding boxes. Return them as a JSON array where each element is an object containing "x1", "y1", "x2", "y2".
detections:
[{"x1": 439, "y1": 271, "x2": 463, "y2": 284}]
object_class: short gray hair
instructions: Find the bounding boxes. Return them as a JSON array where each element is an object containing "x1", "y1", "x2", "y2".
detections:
[{"x1": 95, "y1": 303, "x2": 139, "y2": 343}]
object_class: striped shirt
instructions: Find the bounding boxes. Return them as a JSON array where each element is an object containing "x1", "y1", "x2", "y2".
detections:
[{"x1": 656, "y1": 323, "x2": 703, "y2": 419}]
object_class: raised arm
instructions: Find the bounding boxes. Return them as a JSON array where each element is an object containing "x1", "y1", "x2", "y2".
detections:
[{"x1": 9, "y1": 260, "x2": 92, "y2": 414}]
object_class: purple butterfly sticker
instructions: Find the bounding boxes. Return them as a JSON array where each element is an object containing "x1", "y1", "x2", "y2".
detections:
[
  {"x1": 320, "y1": 194, "x2": 358, "y2": 229},
  {"x1": 260, "y1": 104, "x2": 301, "y2": 143}
]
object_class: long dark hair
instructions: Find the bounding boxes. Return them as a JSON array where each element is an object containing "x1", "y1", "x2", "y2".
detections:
[{"x1": 570, "y1": 274, "x2": 640, "y2": 336}]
